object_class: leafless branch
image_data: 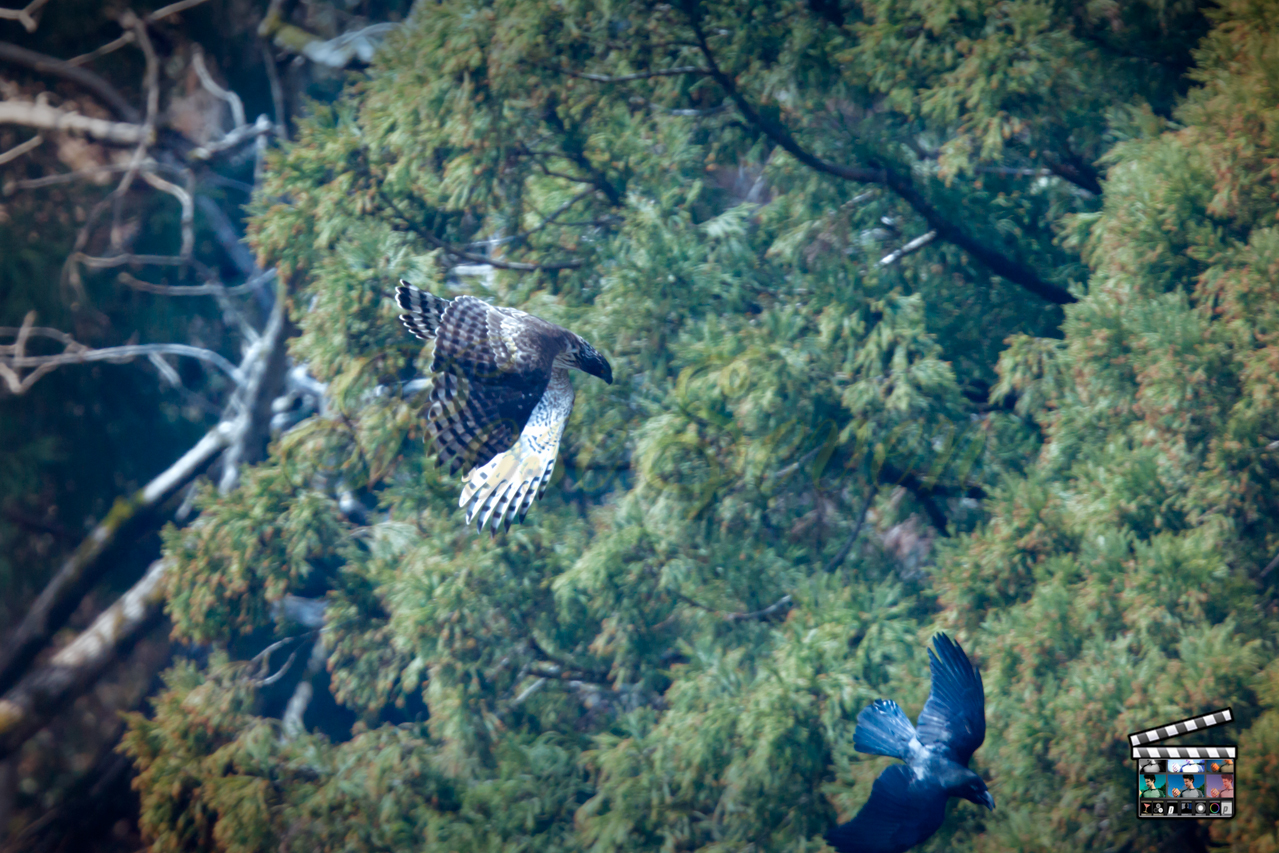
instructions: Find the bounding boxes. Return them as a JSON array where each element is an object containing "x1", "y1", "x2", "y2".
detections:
[
  {"x1": 248, "y1": 634, "x2": 314, "y2": 687},
  {"x1": 74, "y1": 251, "x2": 189, "y2": 269},
  {"x1": 1, "y1": 335, "x2": 244, "y2": 394},
  {"x1": 508, "y1": 677, "x2": 548, "y2": 708},
  {"x1": 145, "y1": 0, "x2": 214, "y2": 24},
  {"x1": 724, "y1": 594, "x2": 793, "y2": 622},
  {"x1": 0, "y1": 557, "x2": 171, "y2": 762},
  {"x1": 139, "y1": 168, "x2": 194, "y2": 259},
  {"x1": 878, "y1": 229, "x2": 937, "y2": 267},
  {"x1": 191, "y1": 46, "x2": 245, "y2": 129},
  {"x1": 0, "y1": 41, "x2": 140, "y2": 121},
  {"x1": 110, "y1": 12, "x2": 160, "y2": 237},
  {"x1": 381, "y1": 192, "x2": 585, "y2": 271},
  {"x1": 218, "y1": 283, "x2": 290, "y2": 492},
  {"x1": 0, "y1": 420, "x2": 234, "y2": 696},
  {"x1": 0, "y1": 0, "x2": 53, "y2": 35},
  {"x1": 630, "y1": 96, "x2": 730, "y2": 117},
  {"x1": 280, "y1": 638, "x2": 327, "y2": 742},
  {"x1": 260, "y1": 41, "x2": 288, "y2": 141},
  {"x1": 0, "y1": 132, "x2": 40, "y2": 165},
  {"x1": 468, "y1": 188, "x2": 597, "y2": 249},
  {"x1": 0, "y1": 270, "x2": 291, "y2": 749},
  {"x1": 189, "y1": 114, "x2": 273, "y2": 160},
  {"x1": 0, "y1": 100, "x2": 149, "y2": 144},
  {"x1": 2, "y1": 157, "x2": 183, "y2": 193},
  {"x1": 116, "y1": 269, "x2": 268, "y2": 298},
  {"x1": 66, "y1": 33, "x2": 134, "y2": 67},
  {"x1": 823, "y1": 484, "x2": 879, "y2": 573},
  {"x1": 555, "y1": 65, "x2": 709, "y2": 83}
]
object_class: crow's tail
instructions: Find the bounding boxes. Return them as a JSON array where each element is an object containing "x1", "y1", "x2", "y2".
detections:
[{"x1": 854, "y1": 699, "x2": 917, "y2": 759}]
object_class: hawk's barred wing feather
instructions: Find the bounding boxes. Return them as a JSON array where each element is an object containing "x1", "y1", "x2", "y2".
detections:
[{"x1": 396, "y1": 281, "x2": 450, "y2": 341}]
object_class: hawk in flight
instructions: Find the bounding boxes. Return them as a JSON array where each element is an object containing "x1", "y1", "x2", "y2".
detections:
[
  {"x1": 825, "y1": 633, "x2": 994, "y2": 853},
  {"x1": 395, "y1": 282, "x2": 613, "y2": 532}
]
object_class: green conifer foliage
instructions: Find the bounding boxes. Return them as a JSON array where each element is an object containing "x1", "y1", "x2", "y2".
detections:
[{"x1": 124, "y1": 2, "x2": 1276, "y2": 851}]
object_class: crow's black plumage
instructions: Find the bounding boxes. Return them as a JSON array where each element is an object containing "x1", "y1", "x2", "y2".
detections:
[{"x1": 825, "y1": 633, "x2": 994, "y2": 853}]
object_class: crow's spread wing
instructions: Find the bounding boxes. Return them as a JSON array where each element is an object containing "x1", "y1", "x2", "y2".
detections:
[
  {"x1": 824, "y1": 764, "x2": 949, "y2": 853},
  {"x1": 915, "y1": 633, "x2": 986, "y2": 764}
]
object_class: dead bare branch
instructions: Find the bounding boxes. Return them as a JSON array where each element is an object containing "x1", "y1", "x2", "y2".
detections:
[
  {"x1": 0, "y1": 557, "x2": 170, "y2": 761},
  {"x1": 0, "y1": 132, "x2": 40, "y2": 165},
  {"x1": 823, "y1": 484, "x2": 879, "y2": 573},
  {"x1": 66, "y1": 32, "x2": 134, "y2": 67},
  {"x1": 0, "y1": 312, "x2": 244, "y2": 396},
  {"x1": 0, "y1": 99, "x2": 149, "y2": 144},
  {"x1": 0, "y1": 270, "x2": 291, "y2": 747},
  {"x1": 879, "y1": 229, "x2": 937, "y2": 267},
  {"x1": 191, "y1": 46, "x2": 245, "y2": 129},
  {"x1": 139, "y1": 169, "x2": 194, "y2": 259},
  {"x1": 0, "y1": 41, "x2": 141, "y2": 121},
  {"x1": 2, "y1": 157, "x2": 183, "y2": 193},
  {"x1": 189, "y1": 114, "x2": 273, "y2": 160},
  {"x1": 109, "y1": 11, "x2": 160, "y2": 241},
  {"x1": 0, "y1": 0, "x2": 52, "y2": 35},
  {"x1": 555, "y1": 65, "x2": 709, "y2": 83},
  {"x1": 116, "y1": 269, "x2": 268, "y2": 298},
  {"x1": 724, "y1": 594, "x2": 793, "y2": 622},
  {"x1": 218, "y1": 282, "x2": 290, "y2": 492},
  {"x1": 0, "y1": 421, "x2": 234, "y2": 696},
  {"x1": 261, "y1": 42, "x2": 288, "y2": 141},
  {"x1": 382, "y1": 192, "x2": 585, "y2": 271},
  {"x1": 145, "y1": 0, "x2": 214, "y2": 24}
]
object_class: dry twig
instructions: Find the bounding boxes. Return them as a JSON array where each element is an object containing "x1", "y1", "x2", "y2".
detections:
[
  {"x1": 0, "y1": 0, "x2": 52, "y2": 33},
  {"x1": 0, "y1": 132, "x2": 40, "y2": 165}
]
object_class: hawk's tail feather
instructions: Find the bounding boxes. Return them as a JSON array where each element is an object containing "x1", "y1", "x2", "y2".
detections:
[
  {"x1": 854, "y1": 698, "x2": 918, "y2": 760},
  {"x1": 396, "y1": 281, "x2": 450, "y2": 342}
]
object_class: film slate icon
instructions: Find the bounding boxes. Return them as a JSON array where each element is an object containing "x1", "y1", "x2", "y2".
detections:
[{"x1": 1131, "y1": 708, "x2": 1235, "y2": 820}]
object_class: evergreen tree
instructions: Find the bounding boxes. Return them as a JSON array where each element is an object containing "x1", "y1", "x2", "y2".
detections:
[{"x1": 121, "y1": 1, "x2": 1277, "y2": 851}]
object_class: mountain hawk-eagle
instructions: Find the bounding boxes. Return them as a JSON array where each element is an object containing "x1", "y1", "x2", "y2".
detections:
[{"x1": 395, "y1": 282, "x2": 613, "y2": 532}]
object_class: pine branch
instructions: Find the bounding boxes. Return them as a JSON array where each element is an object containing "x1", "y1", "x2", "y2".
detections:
[
  {"x1": 381, "y1": 191, "x2": 586, "y2": 271},
  {"x1": 684, "y1": 10, "x2": 1077, "y2": 305}
]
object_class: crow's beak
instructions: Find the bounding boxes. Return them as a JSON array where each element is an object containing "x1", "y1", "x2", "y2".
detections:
[{"x1": 981, "y1": 790, "x2": 996, "y2": 811}]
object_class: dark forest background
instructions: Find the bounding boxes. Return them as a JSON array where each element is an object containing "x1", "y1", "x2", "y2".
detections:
[{"x1": 0, "y1": 1, "x2": 1276, "y2": 851}]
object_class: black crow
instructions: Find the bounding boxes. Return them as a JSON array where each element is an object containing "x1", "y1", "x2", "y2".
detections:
[{"x1": 825, "y1": 633, "x2": 994, "y2": 853}]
